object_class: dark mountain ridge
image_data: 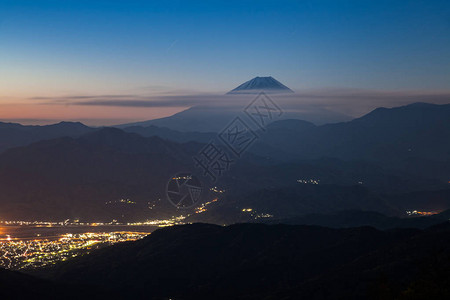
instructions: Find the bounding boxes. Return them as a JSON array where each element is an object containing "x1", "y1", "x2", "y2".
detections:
[
  {"x1": 0, "y1": 121, "x2": 94, "y2": 153},
  {"x1": 246, "y1": 102, "x2": 450, "y2": 182},
  {"x1": 118, "y1": 102, "x2": 450, "y2": 167},
  {"x1": 0, "y1": 128, "x2": 201, "y2": 221},
  {"x1": 36, "y1": 222, "x2": 450, "y2": 300},
  {"x1": 0, "y1": 123, "x2": 447, "y2": 221},
  {"x1": 0, "y1": 102, "x2": 448, "y2": 221}
]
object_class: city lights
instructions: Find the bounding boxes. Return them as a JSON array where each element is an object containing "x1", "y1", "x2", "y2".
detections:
[{"x1": 0, "y1": 231, "x2": 149, "y2": 270}]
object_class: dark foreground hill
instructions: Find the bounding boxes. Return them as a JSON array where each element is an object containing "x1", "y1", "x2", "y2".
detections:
[
  {"x1": 0, "y1": 267, "x2": 113, "y2": 299},
  {"x1": 34, "y1": 222, "x2": 450, "y2": 300}
]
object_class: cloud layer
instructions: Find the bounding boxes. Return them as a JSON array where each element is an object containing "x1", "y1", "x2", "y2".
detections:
[{"x1": 33, "y1": 89, "x2": 450, "y2": 119}]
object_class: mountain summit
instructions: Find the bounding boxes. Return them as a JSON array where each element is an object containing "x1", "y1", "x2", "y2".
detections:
[{"x1": 227, "y1": 76, "x2": 294, "y2": 94}]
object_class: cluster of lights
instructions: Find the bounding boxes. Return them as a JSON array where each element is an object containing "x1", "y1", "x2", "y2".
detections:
[
  {"x1": 0, "y1": 215, "x2": 189, "y2": 228},
  {"x1": 173, "y1": 176, "x2": 192, "y2": 180},
  {"x1": 254, "y1": 213, "x2": 274, "y2": 219},
  {"x1": 105, "y1": 198, "x2": 136, "y2": 205},
  {"x1": 0, "y1": 220, "x2": 126, "y2": 227},
  {"x1": 210, "y1": 187, "x2": 226, "y2": 193},
  {"x1": 1, "y1": 220, "x2": 68, "y2": 226},
  {"x1": 148, "y1": 202, "x2": 157, "y2": 210},
  {"x1": 126, "y1": 215, "x2": 187, "y2": 227},
  {"x1": 297, "y1": 179, "x2": 320, "y2": 185},
  {"x1": 0, "y1": 231, "x2": 149, "y2": 270},
  {"x1": 406, "y1": 210, "x2": 439, "y2": 216},
  {"x1": 241, "y1": 208, "x2": 273, "y2": 219},
  {"x1": 195, "y1": 198, "x2": 218, "y2": 214}
]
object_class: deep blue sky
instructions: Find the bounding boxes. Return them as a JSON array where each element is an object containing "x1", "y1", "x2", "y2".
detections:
[{"x1": 0, "y1": 0, "x2": 449, "y2": 124}]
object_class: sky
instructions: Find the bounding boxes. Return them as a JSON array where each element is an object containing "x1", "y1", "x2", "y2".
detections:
[{"x1": 0, "y1": 0, "x2": 450, "y2": 125}]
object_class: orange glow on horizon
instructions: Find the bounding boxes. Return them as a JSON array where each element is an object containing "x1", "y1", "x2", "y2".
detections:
[{"x1": 0, "y1": 103, "x2": 187, "y2": 126}]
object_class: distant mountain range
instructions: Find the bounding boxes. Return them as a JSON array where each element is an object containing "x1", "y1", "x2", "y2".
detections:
[
  {"x1": 256, "y1": 102, "x2": 450, "y2": 161},
  {"x1": 122, "y1": 102, "x2": 450, "y2": 181},
  {"x1": 0, "y1": 128, "x2": 446, "y2": 221},
  {"x1": 0, "y1": 102, "x2": 449, "y2": 221},
  {"x1": 123, "y1": 124, "x2": 215, "y2": 143},
  {"x1": 0, "y1": 128, "x2": 203, "y2": 221},
  {"x1": 0, "y1": 121, "x2": 93, "y2": 153},
  {"x1": 117, "y1": 105, "x2": 245, "y2": 132},
  {"x1": 3, "y1": 102, "x2": 449, "y2": 166},
  {"x1": 116, "y1": 102, "x2": 349, "y2": 132}
]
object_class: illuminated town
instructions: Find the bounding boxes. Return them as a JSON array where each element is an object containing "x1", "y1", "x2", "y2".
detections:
[
  {"x1": 0, "y1": 195, "x2": 276, "y2": 271},
  {"x1": 0, "y1": 231, "x2": 149, "y2": 270},
  {"x1": 0, "y1": 215, "x2": 192, "y2": 270}
]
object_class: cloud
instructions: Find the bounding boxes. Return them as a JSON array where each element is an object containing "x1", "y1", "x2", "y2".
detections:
[
  {"x1": 35, "y1": 94, "x2": 221, "y2": 107},
  {"x1": 32, "y1": 89, "x2": 450, "y2": 118},
  {"x1": 30, "y1": 95, "x2": 137, "y2": 100}
]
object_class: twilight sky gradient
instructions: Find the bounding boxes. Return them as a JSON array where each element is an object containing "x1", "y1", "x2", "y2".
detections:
[{"x1": 1, "y1": 0, "x2": 450, "y2": 125}]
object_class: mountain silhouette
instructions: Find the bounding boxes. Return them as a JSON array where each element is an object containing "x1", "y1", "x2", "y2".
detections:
[
  {"x1": 40, "y1": 222, "x2": 450, "y2": 300},
  {"x1": 227, "y1": 76, "x2": 294, "y2": 94},
  {"x1": 250, "y1": 102, "x2": 450, "y2": 166},
  {"x1": 119, "y1": 102, "x2": 450, "y2": 183},
  {"x1": 117, "y1": 77, "x2": 302, "y2": 131},
  {"x1": 0, "y1": 128, "x2": 202, "y2": 221},
  {"x1": 1, "y1": 102, "x2": 449, "y2": 221},
  {"x1": 0, "y1": 121, "x2": 93, "y2": 153}
]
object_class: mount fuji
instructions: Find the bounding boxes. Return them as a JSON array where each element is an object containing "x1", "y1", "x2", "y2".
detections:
[
  {"x1": 227, "y1": 76, "x2": 294, "y2": 94},
  {"x1": 117, "y1": 77, "x2": 347, "y2": 132}
]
